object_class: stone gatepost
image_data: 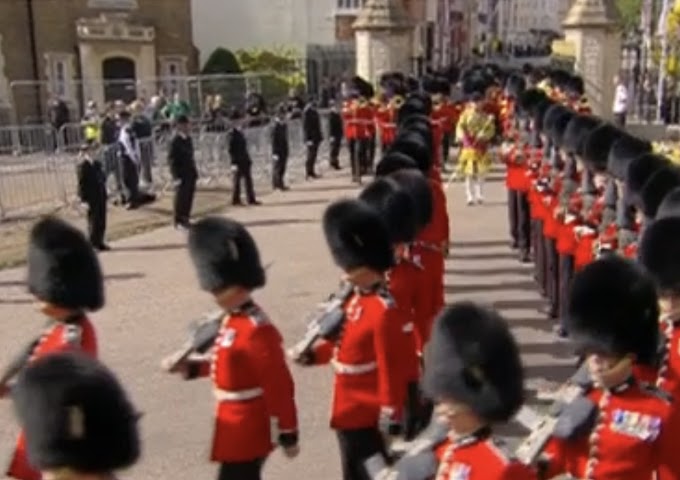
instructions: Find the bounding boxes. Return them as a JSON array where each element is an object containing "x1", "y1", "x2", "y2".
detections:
[
  {"x1": 562, "y1": 0, "x2": 623, "y2": 119},
  {"x1": 353, "y1": 0, "x2": 414, "y2": 85}
]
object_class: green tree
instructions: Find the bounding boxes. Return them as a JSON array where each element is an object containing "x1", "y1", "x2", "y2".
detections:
[
  {"x1": 202, "y1": 48, "x2": 242, "y2": 75},
  {"x1": 235, "y1": 47, "x2": 305, "y2": 104},
  {"x1": 616, "y1": 0, "x2": 643, "y2": 31}
]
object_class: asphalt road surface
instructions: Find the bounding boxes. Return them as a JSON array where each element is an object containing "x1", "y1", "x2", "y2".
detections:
[{"x1": 0, "y1": 167, "x2": 574, "y2": 479}]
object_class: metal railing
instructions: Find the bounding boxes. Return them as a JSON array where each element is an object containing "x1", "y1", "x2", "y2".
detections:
[{"x1": 0, "y1": 113, "x2": 335, "y2": 221}]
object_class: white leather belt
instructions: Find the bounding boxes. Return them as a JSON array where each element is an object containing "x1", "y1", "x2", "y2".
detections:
[
  {"x1": 332, "y1": 360, "x2": 377, "y2": 375},
  {"x1": 213, "y1": 387, "x2": 263, "y2": 402}
]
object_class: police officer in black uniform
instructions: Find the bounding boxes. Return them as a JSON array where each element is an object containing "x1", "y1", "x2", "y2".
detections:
[
  {"x1": 77, "y1": 140, "x2": 109, "y2": 251},
  {"x1": 168, "y1": 115, "x2": 198, "y2": 230},
  {"x1": 270, "y1": 103, "x2": 290, "y2": 191},
  {"x1": 228, "y1": 108, "x2": 260, "y2": 206},
  {"x1": 328, "y1": 99, "x2": 343, "y2": 170},
  {"x1": 303, "y1": 97, "x2": 323, "y2": 179}
]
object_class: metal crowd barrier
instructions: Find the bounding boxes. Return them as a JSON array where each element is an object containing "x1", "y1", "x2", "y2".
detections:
[{"x1": 0, "y1": 114, "x2": 333, "y2": 221}]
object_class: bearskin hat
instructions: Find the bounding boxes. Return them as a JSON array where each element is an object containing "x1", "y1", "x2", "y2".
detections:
[
  {"x1": 188, "y1": 217, "x2": 265, "y2": 292},
  {"x1": 27, "y1": 217, "x2": 104, "y2": 311},
  {"x1": 640, "y1": 216, "x2": 680, "y2": 294},
  {"x1": 549, "y1": 110, "x2": 576, "y2": 147},
  {"x1": 322, "y1": 199, "x2": 394, "y2": 273},
  {"x1": 625, "y1": 153, "x2": 671, "y2": 201},
  {"x1": 568, "y1": 256, "x2": 659, "y2": 365},
  {"x1": 389, "y1": 131, "x2": 432, "y2": 173},
  {"x1": 351, "y1": 76, "x2": 374, "y2": 98},
  {"x1": 462, "y1": 75, "x2": 489, "y2": 98},
  {"x1": 532, "y1": 99, "x2": 556, "y2": 134},
  {"x1": 656, "y1": 186, "x2": 680, "y2": 219},
  {"x1": 518, "y1": 88, "x2": 547, "y2": 115},
  {"x1": 566, "y1": 75, "x2": 585, "y2": 96},
  {"x1": 399, "y1": 114, "x2": 433, "y2": 146},
  {"x1": 359, "y1": 177, "x2": 418, "y2": 244},
  {"x1": 542, "y1": 104, "x2": 570, "y2": 136},
  {"x1": 13, "y1": 352, "x2": 140, "y2": 473},
  {"x1": 549, "y1": 69, "x2": 571, "y2": 89},
  {"x1": 422, "y1": 302, "x2": 524, "y2": 422},
  {"x1": 581, "y1": 123, "x2": 625, "y2": 172},
  {"x1": 561, "y1": 115, "x2": 601, "y2": 156},
  {"x1": 505, "y1": 74, "x2": 526, "y2": 99},
  {"x1": 607, "y1": 134, "x2": 652, "y2": 180},
  {"x1": 375, "y1": 152, "x2": 419, "y2": 177},
  {"x1": 436, "y1": 77, "x2": 452, "y2": 96},
  {"x1": 389, "y1": 169, "x2": 434, "y2": 230},
  {"x1": 398, "y1": 98, "x2": 428, "y2": 125},
  {"x1": 639, "y1": 166, "x2": 680, "y2": 219}
]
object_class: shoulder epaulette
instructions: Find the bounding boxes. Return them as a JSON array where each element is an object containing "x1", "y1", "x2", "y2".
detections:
[
  {"x1": 244, "y1": 303, "x2": 270, "y2": 326},
  {"x1": 640, "y1": 382, "x2": 673, "y2": 404},
  {"x1": 486, "y1": 437, "x2": 517, "y2": 464},
  {"x1": 63, "y1": 323, "x2": 83, "y2": 347}
]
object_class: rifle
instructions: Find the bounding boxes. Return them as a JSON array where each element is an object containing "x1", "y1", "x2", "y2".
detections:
[
  {"x1": 0, "y1": 338, "x2": 41, "y2": 393},
  {"x1": 288, "y1": 282, "x2": 355, "y2": 362},
  {"x1": 363, "y1": 419, "x2": 449, "y2": 480},
  {"x1": 161, "y1": 310, "x2": 224, "y2": 372}
]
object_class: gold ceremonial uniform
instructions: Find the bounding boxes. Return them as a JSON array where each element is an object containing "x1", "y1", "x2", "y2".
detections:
[{"x1": 455, "y1": 104, "x2": 496, "y2": 176}]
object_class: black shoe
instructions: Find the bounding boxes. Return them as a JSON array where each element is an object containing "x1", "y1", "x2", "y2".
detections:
[
  {"x1": 519, "y1": 251, "x2": 531, "y2": 263},
  {"x1": 232, "y1": 200, "x2": 244, "y2": 206},
  {"x1": 554, "y1": 326, "x2": 569, "y2": 339},
  {"x1": 330, "y1": 163, "x2": 341, "y2": 170},
  {"x1": 248, "y1": 200, "x2": 262, "y2": 206},
  {"x1": 94, "y1": 243, "x2": 111, "y2": 251},
  {"x1": 510, "y1": 241, "x2": 519, "y2": 250},
  {"x1": 174, "y1": 223, "x2": 190, "y2": 232}
]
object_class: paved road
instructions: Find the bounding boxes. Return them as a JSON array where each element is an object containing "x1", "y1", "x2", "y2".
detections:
[{"x1": 0, "y1": 167, "x2": 573, "y2": 479}]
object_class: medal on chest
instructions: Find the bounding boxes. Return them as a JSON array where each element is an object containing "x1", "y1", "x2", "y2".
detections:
[
  {"x1": 346, "y1": 296, "x2": 363, "y2": 322},
  {"x1": 449, "y1": 463, "x2": 471, "y2": 480},
  {"x1": 219, "y1": 328, "x2": 236, "y2": 348},
  {"x1": 610, "y1": 409, "x2": 661, "y2": 441}
]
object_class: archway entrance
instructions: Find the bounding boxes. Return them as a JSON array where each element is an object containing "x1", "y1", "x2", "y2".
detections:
[{"x1": 102, "y1": 57, "x2": 137, "y2": 104}]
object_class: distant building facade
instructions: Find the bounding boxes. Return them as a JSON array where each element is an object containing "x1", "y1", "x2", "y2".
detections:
[{"x1": 0, "y1": 0, "x2": 197, "y2": 124}]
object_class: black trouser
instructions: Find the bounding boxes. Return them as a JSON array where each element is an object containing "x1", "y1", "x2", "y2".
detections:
[
  {"x1": 508, "y1": 189, "x2": 520, "y2": 247},
  {"x1": 217, "y1": 458, "x2": 265, "y2": 480},
  {"x1": 174, "y1": 177, "x2": 196, "y2": 226},
  {"x1": 357, "y1": 138, "x2": 370, "y2": 176},
  {"x1": 366, "y1": 134, "x2": 376, "y2": 172},
  {"x1": 558, "y1": 254, "x2": 575, "y2": 332},
  {"x1": 139, "y1": 138, "x2": 154, "y2": 185},
  {"x1": 336, "y1": 428, "x2": 389, "y2": 480},
  {"x1": 232, "y1": 163, "x2": 256, "y2": 203},
  {"x1": 103, "y1": 144, "x2": 123, "y2": 198},
  {"x1": 544, "y1": 237, "x2": 559, "y2": 317},
  {"x1": 614, "y1": 112, "x2": 626, "y2": 128},
  {"x1": 517, "y1": 191, "x2": 531, "y2": 254},
  {"x1": 86, "y1": 199, "x2": 107, "y2": 247},
  {"x1": 305, "y1": 142, "x2": 320, "y2": 176},
  {"x1": 403, "y1": 381, "x2": 424, "y2": 441},
  {"x1": 119, "y1": 155, "x2": 140, "y2": 206},
  {"x1": 533, "y1": 220, "x2": 545, "y2": 292},
  {"x1": 442, "y1": 131, "x2": 451, "y2": 164},
  {"x1": 272, "y1": 153, "x2": 288, "y2": 188},
  {"x1": 329, "y1": 138, "x2": 341, "y2": 167}
]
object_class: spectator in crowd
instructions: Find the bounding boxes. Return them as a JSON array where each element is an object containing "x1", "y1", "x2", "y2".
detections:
[
  {"x1": 131, "y1": 100, "x2": 155, "y2": 187},
  {"x1": 270, "y1": 103, "x2": 290, "y2": 191},
  {"x1": 117, "y1": 110, "x2": 142, "y2": 209},
  {"x1": 205, "y1": 94, "x2": 228, "y2": 132},
  {"x1": 77, "y1": 139, "x2": 109, "y2": 251},
  {"x1": 228, "y1": 108, "x2": 260, "y2": 206},
  {"x1": 612, "y1": 74, "x2": 629, "y2": 127},
  {"x1": 328, "y1": 99, "x2": 343, "y2": 170},
  {"x1": 168, "y1": 115, "x2": 197, "y2": 231},
  {"x1": 163, "y1": 91, "x2": 191, "y2": 121},
  {"x1": 286, "y1": 86, "x2": 305, "y2": 119},
  {"x1": 303, "y1": 96, "x2": 323, "y2": 180},
  {"x1": 82, "y1": 100, "x2": 101, "y2": 144},
  {"x1": 48, "y1": 96, "x2": 70, "y2": 150},
  {"x1": 245, "y1": 87, "x2": 268, "y2": 127}
]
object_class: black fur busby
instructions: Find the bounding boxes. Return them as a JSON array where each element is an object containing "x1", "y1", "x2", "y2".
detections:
[
  {"x1": 351, "y1": 76, "x2": 373, "y2": 98},
  {"x1": 542, "y1": 104, "x2": 570, "y2": 136},
  {"x1": 607, "y1": 134, "x2": 652, "y2": 180},
  {"x1": 561, "y1": 115, "x2": 601, "y2": 156},
  {"x1": 27, "y1": 217, "x2": 104, "y2": 311},
  {"x1": 625, "y1": 153, "x2": 671, "y2": 201},
  {"x1": 398, "y1": 98, "x2": 428, "y2": 124},
  {"x1": 375, "y1": 152, "x2": 419, "y2": 177},
  {"x1": 549, "y1": 110, "x2": 576, "y2": 148},
  {"x1": 389, "y1": 131, "x2": 432, "y2": 173},
  {"x1": 187, "y1": 217, "x2": 265, "y2": 292},
  {"x1": 505, "y1": 74, "x2": 526, "y2": 99},
  {"x1": 639, "y1": 166, "x2": 680, "y2": 219},
  {"x1": 568, "y1": 256, "x2": 659, "y2": 365},
  {"x1": 566, "y1": 75, "x2": 585, "y2": 96},
  {"x1": 640, "y1": 216, "x2": 680, "y2": 294},
  {"x1": 532, "y1": 99, "x2": 555, "y2": 134},
  {"x1": 389, "y1": 169, "x2": 433, "y2": 230},
  {"x1": 323, "y1": 199, "x2": 394, "y2": 272},
  {"x1": 421, "y1": 75, "x2": 439, "y2": 94},
  {"x1": 656, "y1": 186, "x2": 680, "y2": 219},
  {"x1": 581, "y1": 123, "x2": 625, "y2": 173},
  {"x1": 359, "y1": 177, "x2": 418, "y2": 244},
  {"x1": 435, "y1": 77, "x2": 452, "y2": 96},
  {"x1": 12, "y1": 352, "x2": 140, "y2": 473},
  {"x1": 518, "y1": 89, "x2": 547, "y2": 115},
  {"x1": 422, "y1": 302, "x2": 524, "y2": 422}
]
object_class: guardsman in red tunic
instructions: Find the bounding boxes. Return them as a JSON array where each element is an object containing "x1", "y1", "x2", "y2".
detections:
[
  {"x1": 539, "y1": 257, "x2": 677, "y2": 480},
  {"x1": 171, "y1": 217, "x2": 299, "y2": 480},
  {"x1": 640, "y1": 208, "x2": 680, "y2": 480},
  {"x1": 296, "y1": 199, "x2": 404, "y2": 480},
  {"x1": 11, "y1": 353, "x2": 140, "y2": 480},
  {"x1": 342, "y1": 94, "x2": 360, "y2": 180},
  {"x1": 4, "y1": 217, "x2": 103, "y2": 480},
  {"x1": 423, "y1": 303, "x2": 536, "y2": 480}
]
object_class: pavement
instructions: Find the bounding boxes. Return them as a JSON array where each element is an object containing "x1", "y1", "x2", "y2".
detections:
[{"x1": 0, "y1": 165, "x2": 574, "y2": 479}]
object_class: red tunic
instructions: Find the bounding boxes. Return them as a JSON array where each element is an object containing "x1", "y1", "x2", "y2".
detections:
[
  {"x1": 434, "y1": 434, "x2": 537, "y2": 479},
  {"x1": 355, "y1": 102, "x2": 374, "y2": 140},
  {"x1": 655, "y1": 316, "x2": 680, "y2": 480},
  {"x1": 313, "y1": 287, "x2": 404, "y2": 430},
  {"x1": 574, "y1": 228, "x2": 598, "y2": 271},
  {"x1": 7, "y1": 317, "x2": 98, "y2": 480},
  {"x1": 193, "y1": 302, "x2": 298, "y2": 462},
  {"x1": 341, "y1": 100, "x2": 357, "y2": 140},
  {"x1": 504, "y1": 145, "x2": 528, "y2": 191},
  {"x1": 543, "y1": 381, "x2": 673, "y2": 480}
]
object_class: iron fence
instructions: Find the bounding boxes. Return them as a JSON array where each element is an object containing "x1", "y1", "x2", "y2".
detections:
[{"x1": 0, "y1": 113, "x2": 336, "y2": 221}]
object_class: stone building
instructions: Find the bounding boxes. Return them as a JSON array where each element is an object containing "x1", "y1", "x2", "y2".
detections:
[{"x1": 0, "y1": 0, "x2": 197, "y2": 124}]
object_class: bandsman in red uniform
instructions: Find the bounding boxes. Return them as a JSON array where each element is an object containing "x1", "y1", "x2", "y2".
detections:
[
  {"x1": 429, "y1": 76, "x2": 454, "y2": 168},
  {"x1": 170, "y1": 216, "x2": 299, "y2": 480},
  {"x1": 4, "y1": 217, "x2": 103, "y2": 480},
  {"x1": 11, "y1": 353, "x2": 140, "y2": 480},
  {"x1": 296, "y1": 199, "x2": 405, "y2": 480},
  {"x1": 423, "y1": 302, "x2": 536, "y2": 480},
  {"x1": 352, "y1": 77, "x2": 376, "y2": 177},
  {"x1": 566, "y1": 74, "x2": 592, "y2": 115},
  {"x1": 342, "y1": 91, "x2": 360, "y2": 181},
  {"x1": 538, "y1": 256, "x2": 677, "y2": 480},
  {"x1": 640, "y1": 209, "x2": 680, "y2": 480}
]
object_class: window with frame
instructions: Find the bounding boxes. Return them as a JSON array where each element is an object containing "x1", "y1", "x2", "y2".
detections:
[
  {"x1": 336, "y1": 0, "x2": 364, "y2": 12},
  {"x1": 46, "y1": 54, "x2": 74, "y2": 100}
]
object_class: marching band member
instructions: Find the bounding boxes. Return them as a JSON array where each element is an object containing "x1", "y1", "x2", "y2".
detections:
[
  {"x1": 11, "y1": 353, "x2": 140, "y2": 480},
  {"x1": 539, "y1": 256, "x2": 676, "y2": 480},
  {"x1": 169, "y1": 216, "x2": 299, "y2": 480},
  {"x1": 456, "y1": 88, "x2": 496, "y2": 206},
  {"x1": 342, "y1": 90, "x2": 361, "y2": 181},
  {"x1": 5, "y1": 217, "x2": 103, "y2": 480},
  {"x1": 424, "y1": 302, "x2": 536, "y2": 480},
  {"x1": 296, "y1": 198, "x2": 404, "y2": 480}
]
